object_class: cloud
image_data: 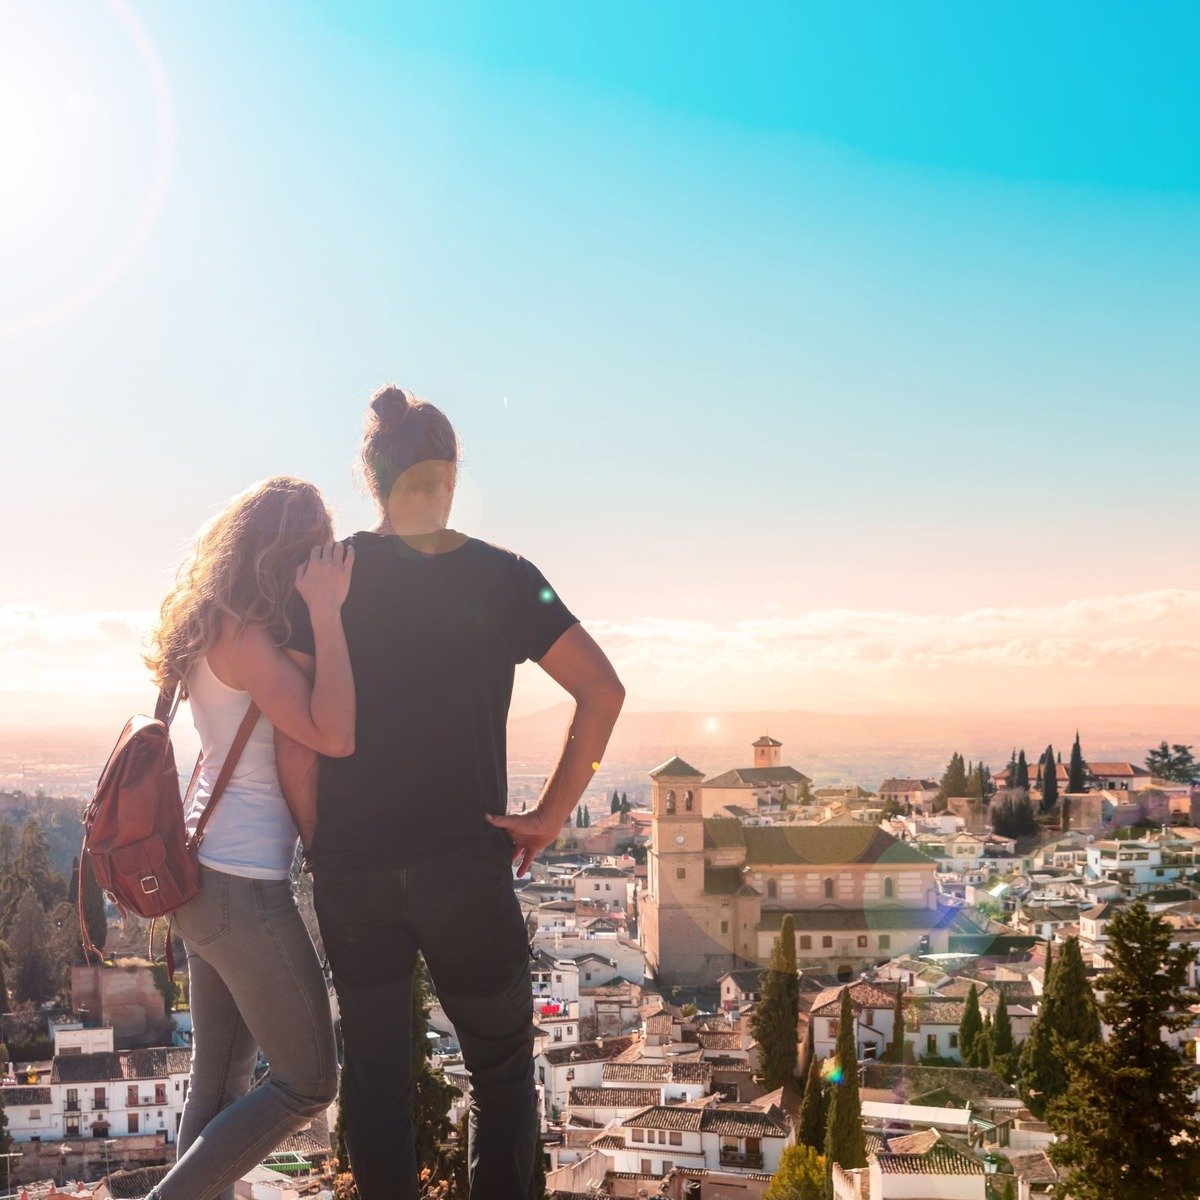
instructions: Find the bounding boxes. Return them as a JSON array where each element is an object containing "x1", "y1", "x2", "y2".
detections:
[
  {"x1": 0, "y1": 604, "x2": 154, "y2": 695},
  {"x1": 5, "y1": 589, "x2": 1200, "y2": 720}
]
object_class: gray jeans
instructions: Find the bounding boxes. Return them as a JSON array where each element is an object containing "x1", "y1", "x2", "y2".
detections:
[{"x1": 149, "y1": 867, "x2": 338, "y2": 1200}]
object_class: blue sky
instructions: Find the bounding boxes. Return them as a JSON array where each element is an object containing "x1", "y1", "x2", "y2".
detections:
[{"x1": 2, "y1": 1, "x2": 1199, "y2": 721}]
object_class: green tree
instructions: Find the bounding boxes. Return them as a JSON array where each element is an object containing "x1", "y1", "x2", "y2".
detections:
[
  {"x1": 530, "y1": 1128, "x2": 547, "y2": 1199},
  {"x1": 1145, "y1": 742, "x2": 1200, "y2": 784},
  {"x1": 610, "y1": 790, "x2": 620, "y2": 814},
  {"x1": 1015, "y1": 750, "x2": 1030, "y2": 791},
  {"x1": 992, "y1": 990, "x2": 1014, "y2": 1065},
  {"x1": 1068, "y1": 732, "x2": 1087, "y2": 793},
  {"x1": 798, "y1": 779, "x2": 814, "y2": 805},
  {"x1": 411, "y1": 958, "x2": 458, "y2": 1180},
  {"x1": 1001, "y1": 1178, "x2": 1015, "y2": 1200},
  {"x1": 764, "y1": 1143, "x2": 827, "y2": 1200},
  {"x1": 619, "y1": 794, "x2": 631, "y2": 816},
  {"x1": 886, "y1": 985, "x2": 905, "y2": 1063},
  {"x1": 0, "y1": 824, "x2": 14, "y2": 874},
  {"x1": 1019, "y1": 937, "x2": 1098, "y2": 1118},
  {"x1": 797, "y1": 1054, "x2": 824, "y2": 1151},
  {"x1": 751, "y1": 918, "x2": 799, "y2": 1090},
  {"x1": 959, "y1": 984, "x2": 983, "y2": 1060},
  {"x1": 937, "y1": 753, "x2": 968, "y2": 804},
  {"x1": 1048, "y1": 903, "x2": 1200, "y2": 1198},
  {"x1": 13, "y1": 819, "x2": 59, "y2": 909},
  {"x1": 9, "y1": 890, "x2": 56, "y2": 1005},
  {"x1": 80, "y1": 855, "x2": 108, "y2": 953},
  {"x1": 969, "y1": 1013, "x2": 993, "y2": 1068},
  {"x1": 824, "y1": 988, "x2": 866, "y2": 1169},
  {"x1": 1040, "y1": 746, "x2": 1059, "y2": 812}
]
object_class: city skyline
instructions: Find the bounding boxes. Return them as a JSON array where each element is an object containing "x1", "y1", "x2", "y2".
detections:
[{"x1": 3, "y1": 2, "x2": 1199, "y2": 725}]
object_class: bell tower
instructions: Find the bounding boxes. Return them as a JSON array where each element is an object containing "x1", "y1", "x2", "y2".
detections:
[{"x1": 753, "y1": 735, "x2": 783, "y2": 769}]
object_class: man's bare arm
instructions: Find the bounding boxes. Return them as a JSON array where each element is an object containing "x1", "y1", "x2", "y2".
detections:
[
  {"x1": 487, "y1": 625, "x2": 624, "y2": 874},
  {"x1": 275, "y1": 649, "x2": 319, "y2": 850}
]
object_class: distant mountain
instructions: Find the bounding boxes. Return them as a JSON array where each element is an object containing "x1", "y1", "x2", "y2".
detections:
[{"x1": 507, "y1": 703, "x2": 1200, "y2": 789}]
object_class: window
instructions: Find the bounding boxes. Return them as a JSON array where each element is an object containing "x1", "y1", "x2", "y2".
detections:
[
  {"x1": 594, "y1": 883, "x2": 601, "y2": 891},
  {"x1": 879, "y1": 935, "x2": 891, "y2": 950},
  {"x1": 799, "y1": 935, "x2": 811, "y2": 949},
  {"x1": 666, "y1": 791, "x2": 676, "y2": 815},
  {"x1": 824, "y1": 878, "x2": 835, "y2": 899},
  {"x1": 676, "y1": 868, "x2": 686, "y2": 881},
  {"x1": 128, "y1": 1113, "x2": 139, "y2": 1134},
  {"x1": 721, "y1": 920, "x2": 729, "y2": 935},
  {"x1": 864, "y1": 1009, "x2": 874, "y2": 1027},
  {"x1": 94, "y1": 1088, "x2": 106, "y2": 1110},
  {"x1": 949, "y1": 1033, "x2": 959, "y2": 1049},
  {"x1": 641, "y1": 1159, "x2": 652, "y2": 1175},
  {"x1": 684, "y1": 790, "x2": 694, "y2": 812},
  {"x1": 669, "y1": 1131, "x2": 683, "y2": 1146},
  {"x1": 29, "y1": 1109, "x2": 40, "y2": 1120},
  {"x1": 565, "y1": 1068, "x2": 575, "y2": 1081},
  {"x1": 822, "y1": 935, "x2": 833, "y2": 948},
  {"x1": 632, "y1": 1129, "x2": 645, "y2": 1143},
  {"x1": 767, "y1": 880, "x2": 778, "y2": 899},
  {"x1": 857, "y1": 935, "x2": 868, "y2": 948},
  {"x1": 884, "y1": 877, "x2": 894, "y2": 899},
  {"x1": 926, "y1": 1034, "x2": 937, "y2": 1054},
  {"x1": 662, "y1": 1160, "x2": 674, "y2": 1173},
  {"x1": 127, "y1": 1085, "x2": 138, "y2": 1107}
]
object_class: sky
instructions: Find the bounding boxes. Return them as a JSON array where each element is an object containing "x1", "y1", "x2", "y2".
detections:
[{"x1": 1, "y1": 1, "x2": 1199, "y2": 728}]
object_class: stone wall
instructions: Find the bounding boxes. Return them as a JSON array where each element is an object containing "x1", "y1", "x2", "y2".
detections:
[{"x1": 72, "y1": 965, "x2": 172, "y2": 1049}]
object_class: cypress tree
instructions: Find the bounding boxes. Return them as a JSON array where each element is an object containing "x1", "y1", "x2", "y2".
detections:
[
  {"x1": 886, "y1": 985, "x2": 905, "y2": 1063},
  {"x1": 970, "y1": 1014, "x2": 993, "y2": 1068},
  {"x1": 9, "y1": 890, "x2": 55, "y2": 1005},
  {"x1": 411, "y1": 958, "x2": 458, "y2": 1178},
  {"x1": 1048, "y1": 903, "x2": 1200, "y2": 1198},
  {"x1": 992, "y1": 990, "x2": 1014, "y2": 1058},
  {"x1": 1020, "y1": 937, "x2": 1097, "y2": 1118},
  {"x1": 797, "y1": 1054, "x2": 824, "y2": 1150},
  {"x1": 13, "y1": 819, "x2": 58, "y2": 910},
  {"x1": 750, "y1": 917, "x2": 799, "y2": 1090},
  {"x1": 1041, "y1": 746, "x2": 1059, "y2": 811},
  {"x1": 959, "y1": 984, "x2": 983, "y2": 1060},
  {"x1": 610, "y1": 790, "x2": 620, "y2": 814},
  {"x1": 1002, "y1": 1178, "x2": 1015, "y2": 1200},
  {"x1": 824, "y1": 989, "x2": 866, "y2": 1169},
  {"x1": 1068, "y1": 732, "x2": 1087, "y2": 793},
  {"x1": 81, "y1": 856, "x2": 108, "y2": 953},
  {"x1": 1015, "y1": 750, "x2": 1030, "y2": 791}
]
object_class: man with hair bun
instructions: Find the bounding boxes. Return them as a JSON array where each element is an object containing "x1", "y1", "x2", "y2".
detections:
[{"x1": 276, "y1": 385, "x2": 625, "y2": 1200}]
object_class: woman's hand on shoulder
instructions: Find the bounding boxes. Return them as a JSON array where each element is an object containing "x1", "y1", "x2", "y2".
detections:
[{"x1": 295, "y1": 542, "x2": 355, "y2": 616}]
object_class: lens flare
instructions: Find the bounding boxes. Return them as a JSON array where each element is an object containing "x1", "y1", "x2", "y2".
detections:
[{"x1": 821, "y1": 1057, "x2": 845, "y2": 1085}]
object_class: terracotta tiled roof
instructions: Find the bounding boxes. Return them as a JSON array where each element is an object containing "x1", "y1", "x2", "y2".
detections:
[
  {"x1": 876, "y1": 1129, "x2": 983, "y2": 1175},
  {"x1": 696, "y1": 1032, "x2": 743, "y2": 1051},
  {"x1": 276, "y1": 1113, "x2": 332, "y2": 1156},
  {"x1": 753, "y1": 736, "x2": 783, "y2": 747},
  {"x1": 50, "y1": 1047, "x2": 191, "y2": 1085},
  {"x1": 650, "y1": 757, "x2": 704, "y2": 779},
  {"x1": 623, "y1": 1102, "x2": 790, "y2": 1137},
  {"x1": 879, "y1": 779, "x2": 939, "y2": 792},
  {"x1": 0, "y1": 1085, "x2": 50, "y2": 1104},
  {"x1": 737, "y1": 825, "x2": 932, "y2": 866},
  {"x1": 602, "y1": 1061, "x2": 713, "y2": 1085},
  {"x1": 569, "y1": 1086, "x2": 662, "y2": 1108},
  {"x1": 101, "y1": 1167, "x2": 172, "y2": 1199},
  {"x1": 543, "y1": 1037, "x2": 636, "y2": 1066},
  {"x1": 905, "y1": 999, "x2": 966, "y2": 1031},
  {"x1": 809, "y1": 981, "x2": 900, "y2": 1016},
  {"x1": 588, "y1": 1133, "x2": 627, "y2": 1150},
  {"x1": 704, "y1": 767, "x2": 810, "y2": 789}
]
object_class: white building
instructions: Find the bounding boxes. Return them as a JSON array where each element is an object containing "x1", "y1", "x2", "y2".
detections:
[
  {"x1": 607, "y1": 1100, "x2": 792, "y2": 1177},
  {"x1": 572, "y1": 866, "x2": 633, "y2": 912},
  {"x1": 0, "y1": 1027, "x2": 192, "y2": 1144}
]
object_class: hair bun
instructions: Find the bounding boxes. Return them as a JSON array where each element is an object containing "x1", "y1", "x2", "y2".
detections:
[{"x1": 370, "y1": 385, "x2": 413, "y2": 432}]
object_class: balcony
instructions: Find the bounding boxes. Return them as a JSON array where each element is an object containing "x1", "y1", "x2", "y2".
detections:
[
  {"x1": 720, "y1": 1148, "x2": 764, "y2": 1170},
  {"x1": 65, "y1": 1100, "x2": 80, "y2": 1112}
]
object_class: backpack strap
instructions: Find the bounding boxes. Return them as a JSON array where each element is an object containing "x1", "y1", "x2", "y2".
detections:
[{"x1": 188, "y1": 701, "x2": 261, "y2": 850}]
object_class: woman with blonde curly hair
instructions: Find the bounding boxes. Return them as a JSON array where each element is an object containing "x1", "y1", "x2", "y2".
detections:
[{"x1": 142, "y1": 475, "x2": 353, "y2": 1200}]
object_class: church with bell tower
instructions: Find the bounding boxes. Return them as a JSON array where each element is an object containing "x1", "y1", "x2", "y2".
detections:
[{"x1": 641, "y1": 739, "x2": 965, "y2": 988}]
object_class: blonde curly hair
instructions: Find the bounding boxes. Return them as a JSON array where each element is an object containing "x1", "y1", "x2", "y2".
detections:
[{"x1": 146, "y1": 476, "x2": 333, "y2": 692}]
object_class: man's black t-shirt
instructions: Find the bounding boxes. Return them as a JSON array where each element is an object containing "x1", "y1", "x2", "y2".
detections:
[{"x1": 285, "y1": 531, "x2": 578, "y2": 869}]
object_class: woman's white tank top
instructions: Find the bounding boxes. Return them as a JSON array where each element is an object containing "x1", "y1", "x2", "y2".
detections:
[{"x1": 183, "y1": 657, "x2": 299, "y2": 880}]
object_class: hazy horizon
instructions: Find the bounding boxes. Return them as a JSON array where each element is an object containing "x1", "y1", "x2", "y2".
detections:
[{"x1": 4, "y1": 3, "x2": 1198, "y2": 744}]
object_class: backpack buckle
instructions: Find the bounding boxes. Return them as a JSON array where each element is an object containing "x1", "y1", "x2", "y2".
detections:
[{"x1": 140, "y1": 875, "x2": 160, "y2": 895}]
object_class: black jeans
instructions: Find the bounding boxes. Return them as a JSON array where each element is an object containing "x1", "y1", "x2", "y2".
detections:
[{"x1": 313, "y1": 837, "x2": 535, "y2": 1200}]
